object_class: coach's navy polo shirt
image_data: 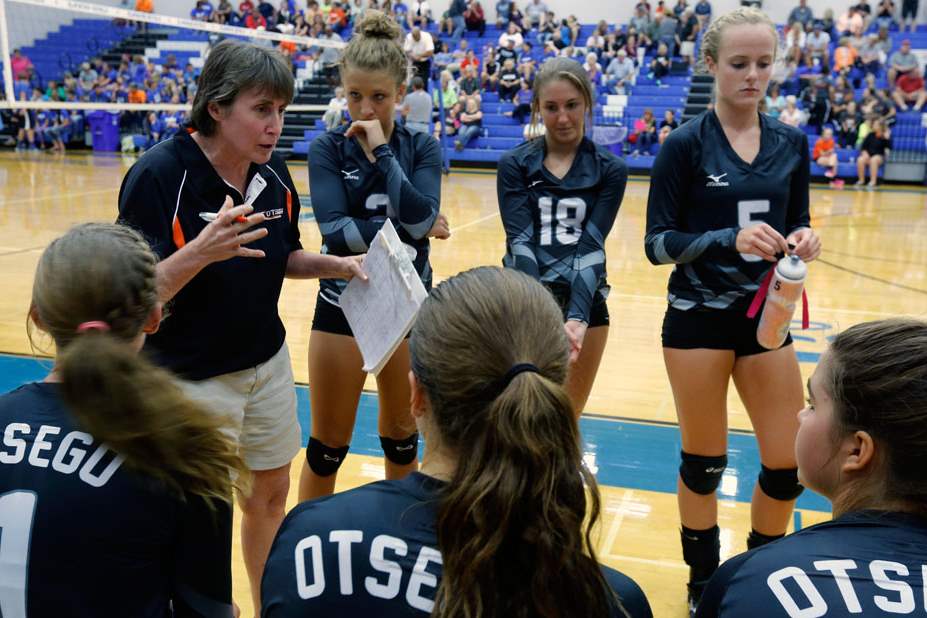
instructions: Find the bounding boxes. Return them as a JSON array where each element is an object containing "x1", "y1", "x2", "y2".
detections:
[{"x1": 118, "y1": 131, "x2": 302, "y2": 380}]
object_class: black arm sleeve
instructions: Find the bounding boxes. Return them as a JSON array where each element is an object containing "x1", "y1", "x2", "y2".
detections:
[
  {"x1": 117, "y1": 164, "x2": 176, "y2": 259},
  {"x1": 786, "y1": 132, "x2": 811, "y2": 235},
  {"x1": 373, "y1": 136, "x2": 441, "y2": 240},
  {"x1": 644, "y1": 133, "x2": 739, "y2": 266},
  {"x1": 309, "y1": 134, "x2": 388, "y2": 253},
  {"x1": 497, "y1": 151, "x2": 540, "y2": 278},
  {"x1": 567, "y1": 158, "x2": 628, "y2": 322},
  {"x1": 171, "y1": 498, "x2": 235, "y2": 618}
]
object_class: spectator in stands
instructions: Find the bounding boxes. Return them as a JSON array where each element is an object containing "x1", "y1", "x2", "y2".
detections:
[
  {"x1": 814, "y1": 127, "x2": 840, "y2": 178},
  {"x1": 830, "y1": 74, "x2": 854, "y2": 117},
  {"x1": 405, "y1": 26, "x2": 435, "y2": 82},
  {"x1": 832, "y1": 36, "x2": 859, "y2": 77},
  {"x1": 780, "y1": 95, "x2": 803, "y2": 126},
  {"x1": 672, "y1": 0, "x2": 687, "y2": 18},
  {"x1": 631, "y1": 4, "x2": 652, "y2": 36},
  {"x1": 893, "y1": 67, "x2": 927, "y2": 110},
  {"x1": 244, "y1": 8, "x2": 267, "y2": 28},
  {"x1": 585, "y1": 21, "x2": 608, "y2": 56},
  {"x1": 764, "y1": 83, "x2": 786, "y2": 118},
  {"x1": 525, "y1": 0, "x2": 546, "y2": 28},
  {"x1": 854, "y1": 0, "x2": 874, "y2": 29},
  {"x1": 857, "y1": 33, "x2": 883, "y2": 78},
  {"x1": 461, "y1": 48, "x2": 480, "y2": 73},
  {"x1": 498, "y1": 58, "x2": 520, "y2": 101},
  {"x1": 545, "y1": 29, "x2": 568, "y2": 53},
  {"x1": 214, "y1": 0, "x2": 233, "y2": 22},
  {"x1": 838, "y1": 99, "x2": 862, "y2": 146},
  {"x1": 869, "y1": 87, "x2": 897, "y2": 125},
  {"x1": 902, "y1": 0, "x2": 919, "y2": 31},
  {"x1": 583, "y1": 52, "x2": 603, "y2": 83},
  {"x1": 606, "y1": 48, "x2": 636, "y2": 94},
  {"x1": 401, "y1": 76, "x2": 432, "y2": 134},
  {"x1": 465, "y1": 0, "x2": 486, "y2": 36},
  {"x1": 857, "y1": 119, "x2": 891, "y2": 187},
  {"x1": 788, "y1": 0, "x2": 814, "y2": 29},
  {"x1": 482, "y1": 45, "x2": 500, "y2": 90},
  {"x1": 13, "y1": 93, "x2": 35, "y2": 150},
  {"x1": 875, "y1": 0, "x2": 897, "y2": 29},
  {"x1": 458, "y1": 65, "x2": 481, "y2": 98},
  {"x1": 446, "y1": 0, "x2": 467, "y2": 47},
  {"x1": 889, "y1": 39, "x2": 919, "y2": 86},
  {"x1": 537, "y1": 9, "x2": 556, "y2": 42},
  {"x1": 653, "y1": 12, "x2": 678, "y2": 56},
  {"x1": 191, "y1": 0, "x2": 213, "y2": 20},
  {"x1": 630, "y1": 108, "x2": 656, "y2": 155},
  {"x1": 518, "y1": 58, "x2": 536, "y2": 86},
  {"x1": 322, "y1": 85, "x2": 346, "y2": 130},
  {"x1": 506, "y1": 79, "x2": 532, "y2": 123},
  {"x1": 802, "y1": 79, "x2": 831, "y2": 130},
  {"x1": 649, "y1": 42, "x2": 671, "y2": 82},
  {"x1": 805, "y1": 21, "x2": 830, "y2": 67},
  {"x1": 408, "y1": 0, "x2": 431, "y2": 28},
  {"x1": 434, "y1": 40, "x2": 455, "y2": 75},
  {"x1": 563, "y1": 14, "x2": 582, "y2": 45},
  {"x1": 785, "y1": 22, "x2": 807, "y2": 53},
  {"x1": 694, "y1": 0, "x2": 710, "y2": 24},
  {"x1": 454, "y1": 96, "x2": 483, "y2": 150},
  {"x1": 509, "y1": 1, "x2": 526, "y2": 30},
  {"x1": 837, "y1": 6, "x2": 865, "y2": 37},
  {"x1": 678, "y1": 10, "x2": 699, "y2": 66},
  {"x1": 658, "y1": 108, "x2": 677, "y2": 145},
  {"x1": 499, "y1": 21, "x2": 524, "y2": 47},
  {"x1": 497, "y1": 36, "x2": 518, "y2": 64},
  {"x1": 433, "y1": 69, "x2": 460, "y2": 111},
  {"x1": 496, "y1": 0, "x2": 511, "y2": 27},
  {"x1": 11, "y1": 49, "x2": 32, "y2": 82}
]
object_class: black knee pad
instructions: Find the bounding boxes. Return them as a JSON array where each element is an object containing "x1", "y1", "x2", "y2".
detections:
[
  {"x1": 679, "y1": 451, "x2": 728, "y2": 495},
  {"x1": 306, "y1": 437, "x2": 349, "y2": 477},
  {"x1": 758, "y1": 465, "x2": 804, "y2": 501},
  {"x1": 380, "y1": 433, "x2": 419, "y2": 465}
]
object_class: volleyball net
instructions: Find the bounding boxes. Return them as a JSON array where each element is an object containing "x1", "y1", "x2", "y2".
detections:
[{"x1": 0, "y1": 0, "x2": 347, "y2": 112}]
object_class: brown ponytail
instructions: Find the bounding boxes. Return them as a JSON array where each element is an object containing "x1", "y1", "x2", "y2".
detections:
[
  {"x1": 29, "y1": 223, "x2": 247, "y2": 504},
  {"x1": 409, "y1": 266, "x2": 618, "y2": 618}
]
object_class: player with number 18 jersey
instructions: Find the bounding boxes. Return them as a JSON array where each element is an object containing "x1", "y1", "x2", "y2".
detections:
[{"x1": 498, "y1": 136, "x2": 627, "y2": 324}]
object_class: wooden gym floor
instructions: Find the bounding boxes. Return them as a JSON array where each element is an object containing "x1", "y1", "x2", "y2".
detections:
[{"x1": 0, "y1": 150, "x2": 925, "y2": 616}]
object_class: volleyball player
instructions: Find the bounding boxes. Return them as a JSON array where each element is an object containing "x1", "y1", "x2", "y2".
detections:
[
  {"x1": 697, "y1": 318, "x2": 927, "y2": 617},
  {"x1": 498, "y1": 56, "x2": 628, "y2": 416},
  {"x1": 0, "y1": 223, "x2": 244, "y2": 616},
  {"x1": 644, "y1": 8, "x2": 822, "y2": 614},
  {"x1": 118, "y1": 40, "x2": 364, "y2": 613},
  {"x1": 299, "y1": 10, "x2": 449, "y2": 501},
  {"x1": 262, "y1": 267, "x2": 652, "y2": 617}
]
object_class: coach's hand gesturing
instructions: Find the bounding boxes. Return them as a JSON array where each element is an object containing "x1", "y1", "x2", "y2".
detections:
[{"x1": 192, "y1": 195, "x2": 269, "y2": 262}]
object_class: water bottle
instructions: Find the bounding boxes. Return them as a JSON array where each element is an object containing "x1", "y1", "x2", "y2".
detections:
[{"x1": 756, "y1": 254, "x2": 807, "y2": 350}]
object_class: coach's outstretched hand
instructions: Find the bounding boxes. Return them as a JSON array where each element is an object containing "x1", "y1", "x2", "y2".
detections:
[
  {"x1": 565, "y1": 320, "x2": 587, "y2": 364},
  {"x1": 428, "y1": 213, "x2": 451, "y2": 239},
  {"x1": 735, "y1": 223, "x2": 789, "y2": 262},
  {"x1": 337, "y1": 254, "x2": 368, "y2": 281},
  {"x1": 191, "y1": 195, "x2": 269, "y2": 262},
  {"x1": 786, "y1": 227, "x2": 822, "y2": 262}
]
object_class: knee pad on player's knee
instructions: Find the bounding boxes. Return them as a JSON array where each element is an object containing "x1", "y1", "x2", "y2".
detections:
[
  {"x1": 679, "y1": 451, "x2": 728, "y2": 495},
  {"x1": 380, "y1": 433, "x2": 419, "y2": 465},
  {"x1": 306, "y1": 437, "x2": 349, "y2": 477},
  {"x1": 758, "y1": 465, "x2": 804, "y2": 501}
]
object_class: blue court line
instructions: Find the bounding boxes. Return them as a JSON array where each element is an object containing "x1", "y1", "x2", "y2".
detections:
[{"x1": 0, "y1": 353, "x2": 830, "y2": 512}]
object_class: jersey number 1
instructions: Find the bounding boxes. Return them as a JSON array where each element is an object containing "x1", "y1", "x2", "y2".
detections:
[
  {"x1": 0, "y1": 490, "x2": 36, "y2": 618},
  {"x1": 539, "y1": 197, "x2": 586, "y2": 246}
]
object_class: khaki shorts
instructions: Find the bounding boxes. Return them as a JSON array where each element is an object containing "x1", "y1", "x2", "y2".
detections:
[{"x1": 179, "y1": 343, "x2": 301, "y2": 471}]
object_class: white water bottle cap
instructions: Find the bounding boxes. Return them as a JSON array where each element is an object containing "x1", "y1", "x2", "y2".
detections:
[{"x1": 777, "y1": 254, "x2": 807, "y2": 282}]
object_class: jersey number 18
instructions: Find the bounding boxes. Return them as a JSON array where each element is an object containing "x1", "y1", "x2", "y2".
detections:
[{"x1": 539, "y1": 197, "x2": 587, "y2": 246}]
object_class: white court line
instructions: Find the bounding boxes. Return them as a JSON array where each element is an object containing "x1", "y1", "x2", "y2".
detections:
[
  {"x1": 452, "y1": 211, "x2": 500, "y2": 232},
  {"x1": 603, "y1": 553, "x2": 688, "y2": 570},
  {"x1": 1, "y1": 187, "x2": 117, "y2": 206},
  {"x1": 602, "y1": 489, "x2": 635, "y2": 555}
]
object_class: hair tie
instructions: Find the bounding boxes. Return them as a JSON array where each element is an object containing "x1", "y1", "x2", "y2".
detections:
[
  {"x1": 476, "y1": 363, "x2": 541, "y2": 401},
  {"x1": 76, "y1": 321, "x2": 110, "y2": 334}
]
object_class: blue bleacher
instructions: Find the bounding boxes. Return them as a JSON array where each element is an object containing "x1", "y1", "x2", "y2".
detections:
[{"x1": 22, "y1": 19, "x2": 135, "y2": 87}]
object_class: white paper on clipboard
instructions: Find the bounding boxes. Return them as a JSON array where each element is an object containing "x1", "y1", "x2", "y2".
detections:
[{"x1": 339, "y1": 219, "x2": 428, "y2": 374}]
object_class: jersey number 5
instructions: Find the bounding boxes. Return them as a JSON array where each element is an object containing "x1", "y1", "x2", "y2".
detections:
[
  {"x1": 738, "y1": 200, "x2": 771, "y2": 263},
  {"x1": 0, "y1": 490, "x2": 37, "y2": 617},
  {"x1": 539, "y1": 197, "x2": 587, "y2": 246}
]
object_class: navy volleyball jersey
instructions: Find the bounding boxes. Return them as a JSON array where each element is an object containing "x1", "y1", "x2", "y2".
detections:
[
  {"x1": 0, "y1": 383, "x2": 233, "y2": 617},
  {"x1": 308, "y1": 123, "x2": 441, "y2": 306},
  {"x1": 696, "y1": 511, "x2": 927, "y2": 617},
  {"x1": 262, "y1": 472, "x2": 651, "y2": 617},
  {"x1": 645, "y1": 111, "x2": 810, "y2": 311},
  {"x1": 118, "y1": 131, "x2": 302, "y2": 380},
  {"x1": 497, "y1": 137, "x2": 628, "y2": 323}
]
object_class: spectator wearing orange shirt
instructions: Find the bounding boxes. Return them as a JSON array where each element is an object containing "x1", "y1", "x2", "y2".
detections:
[
  {"x1": 832, "y1": 37, "x2": 858, "y2": 75},
  {"x1": 128, "y1": 83, "x2": 147, "y2": 103},
  {"x1": 135, "y1": 0, "x2": 153, "y2": 11},
  {"x1": 813, "y1": 127, "x2": 839, "y2": 178},
  {"x1": 892, "y1": 67, "x2": 927, "y2": 111}
]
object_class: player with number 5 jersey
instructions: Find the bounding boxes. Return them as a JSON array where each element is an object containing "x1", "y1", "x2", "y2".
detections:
[
  {"x1": 644, "y1": 8, "x2": 821, "y2": 615},
  {"x1": 498, "y1": 57, "x2": 628, "y2": 417}
]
